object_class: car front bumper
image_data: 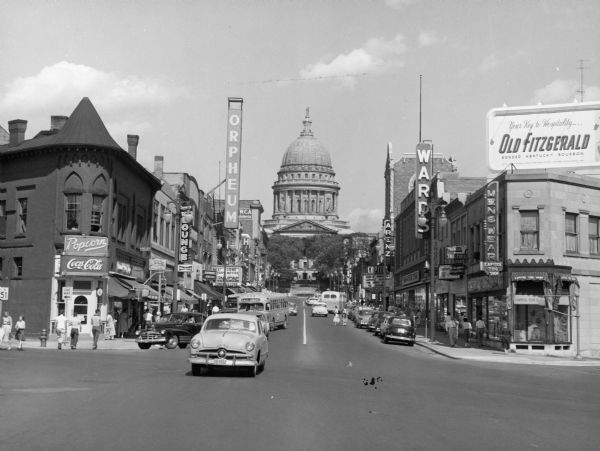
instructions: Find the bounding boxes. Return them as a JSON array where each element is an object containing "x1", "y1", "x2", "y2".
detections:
[
  {"x1": 383, "y1": 333, "x2": 415, "y2": 343},
  {"x1": 189, "y1": 352, "x2": 257, "y2": 367}
]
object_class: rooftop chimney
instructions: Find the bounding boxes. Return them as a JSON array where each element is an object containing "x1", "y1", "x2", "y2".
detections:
[
  {"x1": 127, "y1": 134, "x2": 139, "y2": 159},
  {"x1": 154, "y1": 156, "x2": 164, "y2": 180},
  {"x1": 50, "y1": 115, "x2": 69, "y2": 131},
  {"x1": 8, "y1": 119, "x2": 27, "y2": 146}
]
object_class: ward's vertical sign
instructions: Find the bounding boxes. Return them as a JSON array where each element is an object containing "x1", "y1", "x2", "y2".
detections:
[{"x1": 225, "y1": 98, "x2": 243, "y2": 229}]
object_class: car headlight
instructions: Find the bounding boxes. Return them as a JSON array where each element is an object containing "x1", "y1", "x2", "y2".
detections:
[
  {"x1": 191, "y1": 338, "x2": 201, "y2": 349},
  {"x1": 245, "y1": 342, "x2": 256, "y2": 352},
  {"x1": 160, "y1": 330, "x2": 166, "y2": 335},
  {"x1": 135, "y1": 330, "x2": 140, "y2": 336}
]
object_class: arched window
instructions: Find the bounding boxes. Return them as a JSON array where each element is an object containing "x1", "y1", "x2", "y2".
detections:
[
  {"x1": 91, "y1": 175, "x2": 107, "y2": 233},
  {"x1": 73, "y1": 295, "x2": 88, "y2": 324},
  {"x1": 64, "y1": 173, "x2": 83, "y2": 231}
]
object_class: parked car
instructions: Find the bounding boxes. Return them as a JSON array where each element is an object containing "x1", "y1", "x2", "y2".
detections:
[
  {"x1": 189, "y1": 313, "x2": 269, "y2": 377},
  {"x1": 380, "y1": 316, "x2": 416, "y2": 346},
  {"x1": 355, "y1": 309, "x2": 374, "y2": 329},
  {"x1": 311, "y1": 302, "x2": 328, "y2": 317},
  {"x1": 135, "y1": 312, "x2": 206, "y2": 350},
  {"x1": 288, "y1": 302, "x2": 298, "y2": 316},
  {"x1": 352, "y1": 307, "x2": 374, "y2": 325},
  {"x1": 367, "y1": 311, "x2": 385, "y2": 332},
  {"x1": 371, "y1": 311, "x2": 395, "y2": 336}
]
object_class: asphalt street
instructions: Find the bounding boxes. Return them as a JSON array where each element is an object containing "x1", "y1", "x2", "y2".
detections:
[{"x1": 1, "y1": 306, "x2": 599, "y2": 451}]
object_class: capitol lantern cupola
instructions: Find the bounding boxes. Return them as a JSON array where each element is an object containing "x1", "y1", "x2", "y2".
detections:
[{"x1": 263, "y1": 108, "x2": 351, "y2": 237}]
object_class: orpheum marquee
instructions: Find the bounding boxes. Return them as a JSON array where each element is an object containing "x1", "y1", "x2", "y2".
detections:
[{"x1": 487, "y1": 101, "x2": 600, "y2": 171}]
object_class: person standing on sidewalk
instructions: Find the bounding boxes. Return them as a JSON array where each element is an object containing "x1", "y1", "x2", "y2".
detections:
[
  {"x1": 462, "y1": 317, "x2": 472, "y2": 347},
  {"x1": 446, "y1": 314, "x2": 459, "y2": 347},
  {"x1": 1, "y1": 311, "x2": 13, "y2": 350},
  {"x1": 475, "y1": 317, "x2": 486, "y2": 347},
  {"x1": 15, "y1": 315, "x2": 26, "y2": 350},
  {"x1": 55, "y1": 309, "x2": 67, "y2": 350},
  {"x1": 105, "y1": 311, "x2": 116, "y2": 340},
  {"x1": 500, "y1": 317, "x2": 512, "y2": 353},
  {"x1": 69, "y1": 313, "x2": 81, "y2": 349},
  {"x1": 91, "y1": 309, "x2": 102, "y2": 350}
]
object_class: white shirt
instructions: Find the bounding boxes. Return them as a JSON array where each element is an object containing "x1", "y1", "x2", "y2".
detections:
[
  {"x1": 55, "y1": 314, "x2": 67, "y2": 331},
  {"x1": 212, "y1": 306, "x2": 220, "y2": 314}
]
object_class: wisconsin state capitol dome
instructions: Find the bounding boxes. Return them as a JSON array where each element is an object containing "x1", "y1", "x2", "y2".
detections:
[{"x1": 263, "y1": 108, "x2": 351, "y2": 237}]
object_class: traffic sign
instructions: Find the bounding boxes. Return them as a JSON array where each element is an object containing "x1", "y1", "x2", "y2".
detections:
[{"x1": 0, "y1": 287, "x2": 8, "y2": 301}]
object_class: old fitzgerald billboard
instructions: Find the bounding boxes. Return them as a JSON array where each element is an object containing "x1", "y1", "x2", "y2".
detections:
[{"x1": 487, "y1": 101, "x2": 600, "y2": 171}]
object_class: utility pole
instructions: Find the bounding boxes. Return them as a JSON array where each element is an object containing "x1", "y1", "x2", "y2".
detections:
[{"x1": 576, "y1": 59, "x2": 590, "y2": 102}]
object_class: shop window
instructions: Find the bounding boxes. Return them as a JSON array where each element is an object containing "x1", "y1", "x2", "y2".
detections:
[
  {"x1": 13, "y1": 256, "x2": 23, "y2": 277},
  {"x1": 519, "y1": 210, "x2": 539, "y2": 250},
  {"x1": 73, "y1": 280, "x2": 92, "y2": 290},
  {"x1": 152, "y1": 200, "x2": 159, "y2": 243},
  {"x1": 513, "y1": 281, "x2": 546, "y2": 343},
  {"x1": 73, "y1": 296, "x2": 88, "y2": 324},
  {"x1": 91, "y1": 195, "x2": 105, "y2": 233},
  {"x1": 65, "y1": 194, "x2": 81, "y2": 231},
  {"x1": 565, "y1": 212, "x2": 578, "y2": 253},
  {"x1": 17, "y1": 198, "x2": 28, "y2": 234},
  {"x1": 589, "y1": 216, "x2": 600, "y2": 255}
]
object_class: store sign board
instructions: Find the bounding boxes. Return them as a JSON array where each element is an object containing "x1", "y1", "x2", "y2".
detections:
[
  {"x1": 63, "y1": 235, "x2": 108, "y2": 256},
  {"x1": 61, "y1": 256, "x2": 109, "y2": 275},
  {"x1": 150, "y1": 258, "x2": 167, "y2": 271},
  {"x1": 487, "y1": 102, "x2": 600, "y2": 171},
  {"x1": 483, "y1": 181, "x2": 499, "y2": 262},
  {"x1": 215, "y1": 265, "x2": 243, "y2": 286},
  {"x1": 415, "y1": 142, "x2": 433, "y2": 238},
  {"x1": 438, "y1": 264, "x2": 465, "y2": 280},
  {"x1": 179, "y1": 222, "x2": 191, "y2": 263}
]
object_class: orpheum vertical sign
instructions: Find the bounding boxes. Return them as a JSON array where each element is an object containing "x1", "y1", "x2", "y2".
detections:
[
  {"x1": 224, "y1": 98, "x2": 244, "y2": 229},
  {"x1": 415, "y1": 142, "x2": 433, "y2": 238}
]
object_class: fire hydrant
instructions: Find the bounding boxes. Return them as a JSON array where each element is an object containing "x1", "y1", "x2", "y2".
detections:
[{"x1": 40, "y1": 329, "x2": 48, "y2": 347}]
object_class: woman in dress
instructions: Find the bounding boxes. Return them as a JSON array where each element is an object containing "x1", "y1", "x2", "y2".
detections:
[
  {"x1": 332, "y1": 308, "x2": 340, "y2": 326},
  {"x1": 105, "y1": 312, "x2": 116, "y2": 340}
]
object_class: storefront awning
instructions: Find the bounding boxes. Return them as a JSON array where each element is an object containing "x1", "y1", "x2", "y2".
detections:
[
  {"x1": 109, "y1": 274, "x2": 159, "y2": 300},
  {"x1": 195, "y1": 283, "x2": 225, "y2": 301}
]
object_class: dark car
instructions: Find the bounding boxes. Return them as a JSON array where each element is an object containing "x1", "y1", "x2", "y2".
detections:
[
  {"x1": 135, "y1": 312, "x2": 206, "y2": 350},
  {"x1": 371, "y1": 311, "x2": 395, "y2": 336},
  {"x1": 366, "y1": 311, "x2": 385, "y2": 332},
  {"x1": 355, "y1": 309, "x2": 374, "y2": 329},
  {"x1": 380, "y1": 316, "x2": 416, "y2": 346}
]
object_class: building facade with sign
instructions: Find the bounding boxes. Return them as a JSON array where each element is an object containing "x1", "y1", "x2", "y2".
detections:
[
  {"x1": 263, "y1": 109, "x2": 351, "y2": 237},
  {"x1": 0, "y1": 98, "x2": 161, "y2": 334}
]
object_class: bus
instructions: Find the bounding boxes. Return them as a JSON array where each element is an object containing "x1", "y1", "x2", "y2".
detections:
[
  {"x1": 237, "y1": 293, "x2": 289, "y2": 330},
  {"x1": 320, "y1": 290, "x2": 347, "y2": 313}
]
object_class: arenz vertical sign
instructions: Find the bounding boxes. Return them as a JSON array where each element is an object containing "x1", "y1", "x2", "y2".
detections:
[
  {"x1": 484, "y1": 181, "x2": 499, "y2": 261},
  {"x1": 415, "y1": 142, "x2": 432, "y2": 238},
  {"x1": 383, "y1": 219, "x2": 393, "y2": 261},
  {"x1": 224, "y1": 97, "x2": 243, "y2": 229}
]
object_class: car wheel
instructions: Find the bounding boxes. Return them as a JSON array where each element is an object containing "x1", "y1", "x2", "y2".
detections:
[
  {"x1": 383, "y1": 336, "x2": 389, "y2": 344},
  {"x1": 137, "y1": 343, "x2": 151, "y2": 350},
  {"x1": 165, "y1": 335, "x2": 179, "y2": 350},
  {"x1": 248, "y1": 364, "x2": 257, "y2": 377},
  {"x1": 282, "y1": 317, "x2": 288, "y2": 329},
  {"x1": 178, "y1": 343, "x2": 188, "y2": 349},
  {"x1": 258, "y1": 359, "x2": 266, "y2": 373},
  {"x1": 409, "y1": 342, "x2": 415, "y2": 347}
]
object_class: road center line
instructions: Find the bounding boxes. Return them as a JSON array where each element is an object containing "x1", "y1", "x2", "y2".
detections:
[{"x1": 303, "y1": 307, "x2": 307, "y2": 345}]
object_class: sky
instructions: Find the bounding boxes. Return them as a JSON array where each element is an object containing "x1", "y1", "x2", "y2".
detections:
[{"x1": 1, "y1": 0, "x2": 599, "y2": 233}]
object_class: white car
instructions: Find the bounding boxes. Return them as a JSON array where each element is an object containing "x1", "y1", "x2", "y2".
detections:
[
  {"x1": 189, "y1": 313, "x2": 268, "y2": 377},
  {"x1": 305, "y1": 297, "x2": 319, "y2": 305},
  {"x1": 311, "y1": 302, "x2": 328, "y2": 317}
]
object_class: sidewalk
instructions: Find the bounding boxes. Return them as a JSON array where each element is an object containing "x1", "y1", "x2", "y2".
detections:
[
  {"x1": 1, "y1": 333, "x2": 140, "y2": 351},
  {"x1": 414, "y1": 327, "x2": 600, "y2": 366}
]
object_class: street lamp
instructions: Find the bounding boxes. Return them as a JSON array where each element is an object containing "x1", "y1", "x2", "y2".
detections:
[{"x1": 429, "y1": 201, "x2": 447, "y2": 343}]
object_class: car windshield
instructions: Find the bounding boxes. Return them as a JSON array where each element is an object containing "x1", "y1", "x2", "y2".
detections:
[
  {"x1": 391, "y1": 318, "x2": 412, "y2": 326},
  {"x1": 205, "y1": 318, "x2": 257, "y2": 332},
  {"x1": 164, "y1": 314, "x2": 186, "y2": 322}
]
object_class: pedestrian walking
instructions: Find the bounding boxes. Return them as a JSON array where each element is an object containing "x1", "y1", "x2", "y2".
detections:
[
  {"x1": 69, "y1": 313, "x2": 81, "y2": 349},
  {"x1": 462, "y1": 317, "x2": 472, "y2": 347},
  {"x1": 143, "y1": 308, "x2": 152, "y2": 328},
  {"x1": 15, "y1": 315, "x2": 26, "y2": 350},
  {"x1": 211, "y1": 304, "x2": 220, "y2": 315},
  {"x1": 118, "y1": 309, "x2": 129, "y2": 338},
  {"x1": 105, "y1": 311, "x2": 116, "y2": 340},
  {"x1": 1, "y1": 311, "x2": 13, "y2": 350},
  {"x1": 475, "y1": 317, "x2": 486, "y2": 347},
  {"x1": 500, "y1": 317, "x2": 512, "y2": 353},
  {"x1": 446, "y1": 314, "x2": 458, "y2": 347},
  {"x1": 90, "y1": 309, "x2": 102, "y2": 350},
  {"x1": 332, "y1": 311, "x2": 340, "y2": 326},
  {"x1": 55, "y1": 309, "x2": 67, "y2": 350}
]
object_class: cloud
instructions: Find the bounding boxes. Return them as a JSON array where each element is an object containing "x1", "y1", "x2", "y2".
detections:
[
  {"x1": 347, "y1": 208, "x2": 384, "y2": 233},
  {"x1": 299, "y1": 34, "x2": 407, "y2": 87},
  {"x1": 532, "y1": 79, "x2": 600, "y2": 104},
  {"x1": 0, "y1": 61, "x2": 178, "y2": 116},
  {"x1": 478, "y1": 51, "x2": 526, "y2": 73},
  {"x1": 418, "y1": 30, "x2": 443, "y2": 47},
  {"x1": 384, "y1": 0, "x2": 417, "y2": 9}
]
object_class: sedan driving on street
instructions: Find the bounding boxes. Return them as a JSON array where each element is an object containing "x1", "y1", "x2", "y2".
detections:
[
  {"x1": 311, "y1": 302, "x2": 328, "y2": 317},
  {"x1": 189, "y1": 313, "x2": 268, "y2": 377}
]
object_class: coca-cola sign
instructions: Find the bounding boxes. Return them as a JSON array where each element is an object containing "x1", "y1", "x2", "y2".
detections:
[
  {"x1": 64, "y1": 235, "x2": 109, "y2": 256},
  {"x1": 61, "y1": 256, "x2": 108, "y2": 275}
]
